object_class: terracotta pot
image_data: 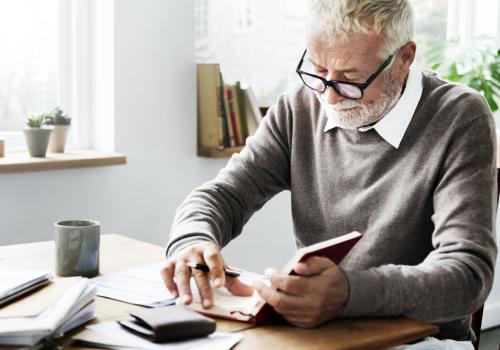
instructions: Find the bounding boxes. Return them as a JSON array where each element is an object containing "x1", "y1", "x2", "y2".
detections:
[
  {"x1": 48, "y1": 125, "x2": 70, "y2": 153},
  {"x1": 23, "y1": 128, "x2": 52, "y2": 157}
]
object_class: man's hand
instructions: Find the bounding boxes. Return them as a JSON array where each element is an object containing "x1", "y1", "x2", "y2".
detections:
[
  {"x1": 253, "y1": 256, "x2": 349, "y2": 328},
  {"x1": 161, "y1": 241, "x2": 254, "y2": 309}
]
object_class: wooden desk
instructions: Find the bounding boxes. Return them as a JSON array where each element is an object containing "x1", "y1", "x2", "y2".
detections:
[{"x1": 0, "y1": 234, "x2": 438, "y2": 350}]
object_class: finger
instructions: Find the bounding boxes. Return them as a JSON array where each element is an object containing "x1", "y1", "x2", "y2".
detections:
[
  {"x1": 174, "y1": 261, "x2": 193, "y2": 304},
  {"x1": 225, "y1": 277, "x2": 254, "y2": 296},
  {"x1": 269, "y1": 273, "x2": 309, "y2": 296},
  {"x1": 294, "y1": 256, "x2": 335, "y2": 276},
  {"x1": 160, "y1": 262, "x2": 179, "y2": 297},
  {"x1": 253, "y1": 280, "x2": 302, "y2": 313},
  {"x1": 284, "y1": 315, "x2": 318, "y2": 328},
  {"x1": 203, "y1": 245, "x2": 225, "y2": 288},
  {"x1": 190, "y1": 261, "x2": 214, "y2": 309}
]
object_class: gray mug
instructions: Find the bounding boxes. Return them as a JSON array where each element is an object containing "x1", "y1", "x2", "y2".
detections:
[{"x1": 55, "y1": 220, "x2": 100, "y2": 277}]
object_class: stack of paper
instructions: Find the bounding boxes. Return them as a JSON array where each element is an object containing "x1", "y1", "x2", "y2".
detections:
[
  {"x1": 0, "y1": 277, "x2": 97, "y2": 347},
  {"x1": 73, "y1": 321, "x2": 243, "y2": 350},
  {"x1": 92, "y1": 262, "x2": 176, "y2": 307},
  {"x1": 0, "y1": 270, "x2": 52, "y2": 306}
]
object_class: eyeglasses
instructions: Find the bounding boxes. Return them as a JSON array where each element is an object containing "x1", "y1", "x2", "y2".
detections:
[{"x1": 296, "y1": 49, "x2": 394, "y2": 100}]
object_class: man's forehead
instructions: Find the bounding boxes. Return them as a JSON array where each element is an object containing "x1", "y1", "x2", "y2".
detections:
[{"x1": 307, "y1": 31, "x2": 384, "y2": 70}]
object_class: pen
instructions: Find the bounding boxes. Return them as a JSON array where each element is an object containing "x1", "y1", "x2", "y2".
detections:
[{"x1": 186, "y1": 262, "x2": 241, "y2": 278}]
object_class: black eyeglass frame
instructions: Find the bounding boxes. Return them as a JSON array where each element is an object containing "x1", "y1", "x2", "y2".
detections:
[{"x1": 295, "y1": 49, "x2": 395, "y2": 100}]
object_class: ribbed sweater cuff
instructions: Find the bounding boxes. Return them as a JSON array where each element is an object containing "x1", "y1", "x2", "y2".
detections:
[
  {"x1": 165, "y1": 233, "x2": 218, "y2": 259},
  {"x1": 341, "y1": 270, "x2": 382, "y2": 317}
]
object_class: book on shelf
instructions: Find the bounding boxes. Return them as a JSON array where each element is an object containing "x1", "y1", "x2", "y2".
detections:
[
  {"x1": 241, "y1": 84, "x2": 263, "y2": 137},
  {"x1": 197, "y1": 63, "x2": 263, "y2": 153},
  {"x1": 184, "y1": 231, "x2": 362, "y2": 325},
  {"x1": 218, "y1": 72, "x2": 231, "y2": 148},
  {"x1": 220, "y1": 78, "x2": 236, "y2": 147},
  {"x1": 224, "y1": 84, "x2": 243, "y2": 146},
  {"x1": 235, "y1": 81, "x2": 249, "y2": 142},
  {"x1": 197, "y1": 64, "x2": 224, "y2": 149}
]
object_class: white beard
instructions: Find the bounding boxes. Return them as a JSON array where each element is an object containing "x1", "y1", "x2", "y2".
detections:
[{"x1": 317, "y1": 72, "x2": 403, "y2": 130}]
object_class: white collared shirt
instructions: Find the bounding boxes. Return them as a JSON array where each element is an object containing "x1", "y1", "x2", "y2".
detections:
[{"x1": 324, "y1": 66, "x2": 424, "y2": 149}]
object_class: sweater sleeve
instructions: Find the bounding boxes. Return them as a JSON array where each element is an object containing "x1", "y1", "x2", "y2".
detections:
[
  {"x1": 166, "y1": 94, "x2": 292, "y2": 258},
  {"x1": 341, "y1": 112, "x2": 498, "y2": 324}
]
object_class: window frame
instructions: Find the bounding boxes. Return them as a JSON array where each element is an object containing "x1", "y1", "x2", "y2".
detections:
[{"x1": 0, "y1": 0, "x2": 91, "y2": 152}]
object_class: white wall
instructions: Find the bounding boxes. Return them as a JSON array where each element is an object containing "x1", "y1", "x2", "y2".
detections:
[
  {"x1": 0, "y1": 0, "x2": 295, "y2": 272},
  {"x1": 0, "y1": 0, "x2": 498, "y2": 330}
]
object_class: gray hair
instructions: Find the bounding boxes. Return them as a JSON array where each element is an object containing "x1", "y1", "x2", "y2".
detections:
[{"x1": 307, "y1": 0, "x2": 415, "y2": 58}]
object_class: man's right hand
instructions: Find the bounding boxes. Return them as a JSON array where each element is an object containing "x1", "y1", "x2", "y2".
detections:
[{"x1": 161, "y1": 241, "x2": 254, "y2": 309}]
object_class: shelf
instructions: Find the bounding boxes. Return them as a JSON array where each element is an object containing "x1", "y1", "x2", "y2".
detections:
[
  {"x1": 197, "y1": 146, "x2": 244, "y2": 158},
  {"x1": 0, "y1": 149, "x2": 126, "y2": 174}
]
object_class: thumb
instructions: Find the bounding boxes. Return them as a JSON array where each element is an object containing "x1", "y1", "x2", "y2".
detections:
[
  {"x1": 294, "y1": 256, "x2": 335, "y2": 276},
  {"x1": 225, "y1": 277, "x2": 255, "y2": 296}
]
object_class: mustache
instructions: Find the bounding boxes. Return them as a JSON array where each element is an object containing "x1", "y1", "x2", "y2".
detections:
[
  {"x1": 332, "y1": 100, "x2": 364, "y2": 111},
  {"x1": 316, "y1": 93, "x2": 365, "y2": 111}
]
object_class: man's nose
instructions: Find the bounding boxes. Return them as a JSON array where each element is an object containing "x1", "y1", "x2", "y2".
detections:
[{"x1": 323, "y1": 85, "x2": 345, "y2": 105}]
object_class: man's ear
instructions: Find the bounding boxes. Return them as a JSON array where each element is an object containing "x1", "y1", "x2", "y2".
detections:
[{"x1": 398, "y1": 41, "x2": 417, "y2": 70}]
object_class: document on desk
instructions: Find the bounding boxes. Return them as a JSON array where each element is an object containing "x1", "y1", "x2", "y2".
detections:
[
  {"x1": 0, "y1": 277, "x2": 80, "y2": 318},
  {"x1": 0, "y1": 269, "x2": 52, "y2": 306},
  {"x1": 73, "y1": 321, "x2": 243, "y2": 350},
  {"x1": 0, "y1": 278, "x2": 96, "y2": 346},
  {"x1": 92, "y1": 262, "x2": 177, "y2": 307}
]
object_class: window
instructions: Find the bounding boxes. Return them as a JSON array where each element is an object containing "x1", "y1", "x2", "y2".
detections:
[
  {"x1": 0, "y1": 1, "x2": 59, "y2": 149},
  {"x1": 195, "y1": 0, "x2": 209, "y2": 38},
  {"x1": 235, "y1": 0, "x2": 255, "y2": 33},
  {"x1": 195, "y1": 0, "x2": 498, "y2": 107},
  {"x1": 0, "y1": 0, "x2": 91, "y2": 152}
]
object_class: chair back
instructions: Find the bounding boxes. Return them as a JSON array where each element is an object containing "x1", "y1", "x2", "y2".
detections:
[{"x1": 470, "y1": 168, "x2": 500, "y2": 350}]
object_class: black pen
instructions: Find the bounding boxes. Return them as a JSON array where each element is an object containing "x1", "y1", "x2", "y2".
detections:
[{"x1": 186, "y1": 262, "x2": 241, "y2": 278}]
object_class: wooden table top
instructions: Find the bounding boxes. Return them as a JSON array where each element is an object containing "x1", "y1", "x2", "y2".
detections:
[{"x1": 0, "y1": 234, "x2": 438, "y2": 350}]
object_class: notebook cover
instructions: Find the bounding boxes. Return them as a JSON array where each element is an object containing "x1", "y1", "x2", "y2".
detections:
[
  {"x1": 252, "y1": 232, "x2": 362, "y2": 325},
  {"x1": 191, "y1": 232, "x2": 362, "y2": 325}
]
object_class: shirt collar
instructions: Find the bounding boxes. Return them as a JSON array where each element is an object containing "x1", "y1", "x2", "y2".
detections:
[{"x1": 324, "y1": 66, "x2": 423, "y2": 149}]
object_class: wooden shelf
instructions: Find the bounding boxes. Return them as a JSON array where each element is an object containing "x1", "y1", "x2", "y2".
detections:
[
  {"x1": 196, "y1": 108, "x2": 264, "y2": 158},
  {"x1": 0, "y1": 149, "x2": 126, "y2": 174},
  {"x1": 197, "y1": 146, "x2": 244, "y2": 158}
]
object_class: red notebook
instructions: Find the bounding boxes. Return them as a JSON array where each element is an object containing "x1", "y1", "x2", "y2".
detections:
[{"x1": 185, "y1": 231, "x2": 362, "y2": 325}]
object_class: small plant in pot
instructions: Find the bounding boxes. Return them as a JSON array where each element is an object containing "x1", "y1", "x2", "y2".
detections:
[
  {"x1": 45, "y1": 107, "x2": 72, "y2": 153},
  {"x1": 23, "y1": 114, "x2": 52, "y2": 157}
]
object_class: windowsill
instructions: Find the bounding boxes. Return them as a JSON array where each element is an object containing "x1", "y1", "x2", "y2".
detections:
[{"x1": 0, "y1": 149, "x2": 126, "y2": 174}]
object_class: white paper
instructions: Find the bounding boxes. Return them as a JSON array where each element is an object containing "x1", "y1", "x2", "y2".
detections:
[
  {"x1": 0, "y1": 270, "x2": 52, "y2": 300},
  {"x1": 79, "y1": 321, "x2": 243, "y2": 350},
  {"x1": 92, "y1": 263, "x2": 176, "y2": 307},
  {"x1": 0, "y1": 279, "x2": 96, "y2": 346},
  {"x1": 186, "y1": 269, "x2": 268, "y2": 320}
]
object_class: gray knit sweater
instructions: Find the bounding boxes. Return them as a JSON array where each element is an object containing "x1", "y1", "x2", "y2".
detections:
[{"x1": 167, "y1": 71, "x2": 497, "y2": 340}]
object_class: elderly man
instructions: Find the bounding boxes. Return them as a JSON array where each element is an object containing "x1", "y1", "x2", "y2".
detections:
[{"x1": 162, "y1": 0, "x2": 497, "y2": 348}]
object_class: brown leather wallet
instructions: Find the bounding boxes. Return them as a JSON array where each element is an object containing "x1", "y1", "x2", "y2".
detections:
[{"x1": 118, "y1": 305, "x2": 216, "y2": 342}]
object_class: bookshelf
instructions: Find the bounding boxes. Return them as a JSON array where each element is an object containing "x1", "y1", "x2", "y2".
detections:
[
  {"x1": 197, "y1": 107, "x2": 269, "y2": 158},
  {"x1": 197, "y1": 146, "x2": 244, "y2": 158},
  {"x1": 197, "y1": 63, "x2": 265, "y2": 159},
  {"x1": 197, "y1": 107, "x2": 268, "y2": 158}
]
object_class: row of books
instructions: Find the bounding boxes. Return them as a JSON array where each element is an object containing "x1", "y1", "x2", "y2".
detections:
[{"x1": 197, "y1": 64, "x2": 263, "y2": 150}]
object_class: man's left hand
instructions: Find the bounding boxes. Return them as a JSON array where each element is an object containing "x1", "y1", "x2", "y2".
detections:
[{"x1": 253, "y1": 256, "x2": 349, "y2": 328}]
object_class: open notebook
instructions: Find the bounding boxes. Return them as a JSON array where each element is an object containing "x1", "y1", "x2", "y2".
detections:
[{"x1": 185, "y1": 231, "x2": 362, "y2": 325}]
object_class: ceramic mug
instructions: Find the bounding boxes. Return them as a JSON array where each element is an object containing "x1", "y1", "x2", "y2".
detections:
[{"x1": 55, "y1": 220, "x2": 100, "y2": 277}]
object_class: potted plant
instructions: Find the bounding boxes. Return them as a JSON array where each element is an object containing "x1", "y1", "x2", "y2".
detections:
[
  {"x1": 23, "y1": 114, "x2": 52, "y2": 157},
  {"x1": 427, "y1": 35, "x2": 500, "y2": 111},
  {"x1": 45, "y1": 107, "x2": 72, "y2": 153}
]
